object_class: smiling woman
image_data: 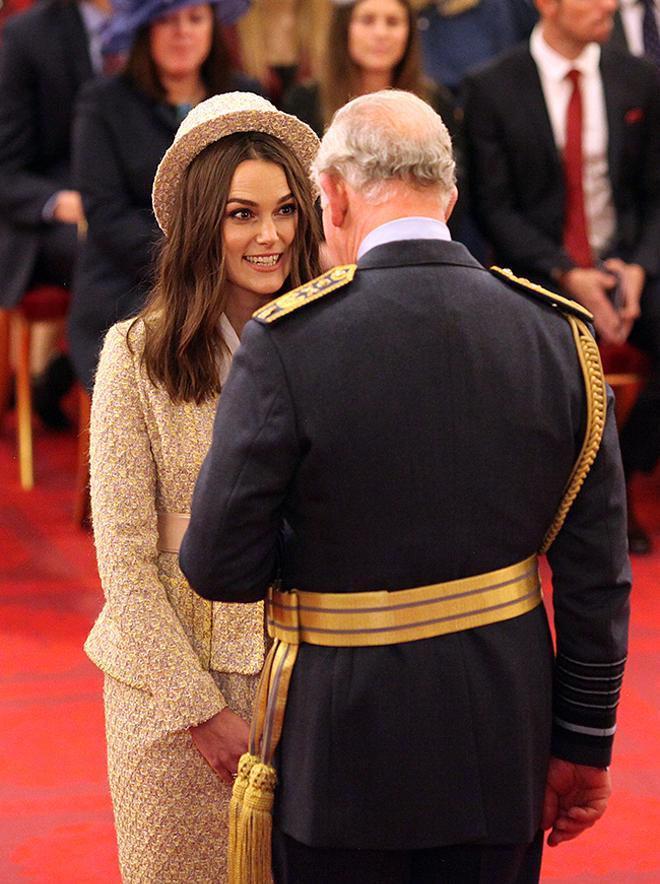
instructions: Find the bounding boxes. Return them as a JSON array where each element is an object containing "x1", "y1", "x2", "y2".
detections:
[
  {"x1": 223, "y1": 160, "x2": 299, "y2": 312},
  {"x1": 68, "y1": 0, "x2": 258, "y2": 393},
  {"x1": 84, "y1": 93, "x2": 320, "y2": 882}
]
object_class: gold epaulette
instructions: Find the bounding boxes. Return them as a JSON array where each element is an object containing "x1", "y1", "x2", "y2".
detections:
[
  {"x1": 252, "y1": 264, "x2": 357, "y2": 325},
  {"x1": 490, "y1": 266, "x2": 594, "y2": 323}
]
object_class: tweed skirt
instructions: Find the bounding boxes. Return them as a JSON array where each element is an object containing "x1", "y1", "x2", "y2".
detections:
[{"x1": 104, "y1": 671, "x2": 259, "y2": 883}]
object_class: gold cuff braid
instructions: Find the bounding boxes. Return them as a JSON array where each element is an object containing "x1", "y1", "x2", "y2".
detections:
[{"x1": 540, "y1": 315, "x2": 607, "y2": 553}]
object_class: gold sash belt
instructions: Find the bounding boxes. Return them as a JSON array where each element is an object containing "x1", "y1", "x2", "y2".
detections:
[
  {"x1": 156, "y1": 512, "x2": 190, "y2": 553},
  {"x1": 228, "y1": 555, "x2": 542, "y2": 883},
  {"x1": 268, "y1": 554, "x2": 541, "y2": 647}
]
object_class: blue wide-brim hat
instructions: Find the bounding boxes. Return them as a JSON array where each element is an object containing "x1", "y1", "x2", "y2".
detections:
[{"x1": 102, "y1": 0, "x2": 250, "y2": 55}]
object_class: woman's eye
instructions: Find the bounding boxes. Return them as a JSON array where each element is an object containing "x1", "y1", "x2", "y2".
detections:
[
  {"x1": 278, "y1": 203, "x2": 297, "y2": 217},
  {"x1": 229, "y1": 209, "x2": 252, "y2": 220}
]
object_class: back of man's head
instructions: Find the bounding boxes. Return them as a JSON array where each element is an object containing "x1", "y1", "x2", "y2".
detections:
[{"x1": 313, "y1": 90, "x2": 456, "y2": 206}]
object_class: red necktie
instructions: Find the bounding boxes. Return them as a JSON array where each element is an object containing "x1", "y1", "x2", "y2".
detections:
[{"x1": 562, "y1": 69, "x2": 592, "y2": 268}]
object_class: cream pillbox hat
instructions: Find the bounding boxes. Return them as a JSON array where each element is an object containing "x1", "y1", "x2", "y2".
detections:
[{"x1": 152, "y1": 92, "x2": 320, "y2": 235}]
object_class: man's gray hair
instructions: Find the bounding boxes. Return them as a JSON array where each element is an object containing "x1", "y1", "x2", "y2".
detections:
[{"x1": 313, "y1": 90, "x2": 456, "y2": 204}]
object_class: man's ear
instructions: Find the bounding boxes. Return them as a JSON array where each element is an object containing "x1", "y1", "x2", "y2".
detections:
[
  {"x1": 443, "y1": 185, "x2": 458, "y2": 224},
  {"x1": 319, "y1": 173, "x2": 349, "y2": 228}
]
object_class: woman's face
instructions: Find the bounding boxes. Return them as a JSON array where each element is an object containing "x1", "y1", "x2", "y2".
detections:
[
  {"x1": 222, "y1": 159, "x2": 298, "y2": 306},
  {"x1": 348, "y1": 0, "x2": 409, "y2": 78},
  {"x1": 149, "y1": 3, "x2": 214, "y2": 80}
]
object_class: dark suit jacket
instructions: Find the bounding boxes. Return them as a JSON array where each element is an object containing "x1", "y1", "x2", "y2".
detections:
[
  {"x1": 0, "y1": 0, "x2": 93, "y2": 307},
  {"x1": 463, "y1": 44, "x2": 660, "y2": 284},
  {"x1": 180, "y1": 240, "x2": 631, "y2": 849}
]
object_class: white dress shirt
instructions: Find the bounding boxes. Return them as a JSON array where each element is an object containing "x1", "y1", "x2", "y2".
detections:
[
  {"x1": 530, "y1": 24, "x2": 616, "y2": 257},
  {"x1": 357, "y1": 217, "x2": 451, "y2": 260},
  {"x1": 220, "y1": 313, "x2": 241, "y2": 385},
  {"x1": 619, "y1": 0, "x2": 660, "y2": 57}
]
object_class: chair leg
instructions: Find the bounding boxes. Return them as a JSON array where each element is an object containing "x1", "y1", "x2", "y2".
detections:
[
  {"x1": 74, "y1": 386, "x2": 91, "y2": 526},
  {"x1": 0, "y1": 310, "x2": 11, "y2": 415},
  {"x1": 15, "y1": 311, "x2": 34, "y2": 490}
]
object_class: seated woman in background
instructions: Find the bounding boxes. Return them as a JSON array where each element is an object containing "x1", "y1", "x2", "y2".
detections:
[
  {"x1": 69, "y1": 0, "x2": 256, "y2": 392},
  {"x1": 281, "y1": 0, "x2": 460, "y2": 143},
  {"x1": 236, "y1": 0, "x2": 329, "y2": 104},
  {"x1": 86, "y1": 91, "x2": 321, "y2": 882}
]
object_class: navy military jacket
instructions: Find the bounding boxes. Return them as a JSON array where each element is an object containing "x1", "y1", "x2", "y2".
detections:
[{"x1": 180, "y1": 239, "x2": 631, "y2": 849}]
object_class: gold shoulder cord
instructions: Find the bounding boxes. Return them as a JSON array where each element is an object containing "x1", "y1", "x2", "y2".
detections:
[{"x1": 540, "y1": 315, "x2": 607, "y2": 553}]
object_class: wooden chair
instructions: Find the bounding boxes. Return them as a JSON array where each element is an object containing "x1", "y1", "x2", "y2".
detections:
[
  {"x1": 0, "y1": 285, "x2": 70, "y2": 489},
  {"x1": 0, "y1": 287, "x2": 90, "y2": 524},
  {"x1": 600, "y1": 341, "x2": 651, "y2": 428}
]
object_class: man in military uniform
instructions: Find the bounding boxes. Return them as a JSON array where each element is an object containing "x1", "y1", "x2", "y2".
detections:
[{"x1": 180, "y1": 90, "x2": 631, "y2": 883}]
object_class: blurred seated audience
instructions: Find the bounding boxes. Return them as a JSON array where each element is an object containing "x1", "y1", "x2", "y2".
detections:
[
  {"x1": 611, "y1": 0, "x2": 660, "y2": 69},
  {"x1": 464, "y1": 0, "x2": 660, "y2": 553},
  {"x1": 0, "y1": 0, "x2": 34, "y2": 38},
  {"x1": 416, "y1": 0, "x2": 538, "y2": 98},
  {"x1": 0, "y1": 0, "x2": 112, "y2": 429},
  {"x1": 282, "y1": 0, "x2": 459, "y2": 142},
  {"x1": 236, "y1": 0, "x2": 329, "y2": 104},
  {"x1": 69, "y1": 0, "x2": 255, "y2": 392}
]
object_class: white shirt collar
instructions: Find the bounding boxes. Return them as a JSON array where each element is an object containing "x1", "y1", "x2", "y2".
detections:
[
  {"x1": 220, "y1": 313, "x2": 241, "y2": 356},
  {"x1": 530, "y1": 22, "x2": 602, "y2": 82},
  {"x1": 357, "y1": 217, "x2": 451, "y2": 260}
]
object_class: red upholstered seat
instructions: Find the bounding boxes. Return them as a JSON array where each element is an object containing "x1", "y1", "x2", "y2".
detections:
[
  {"x1": 18, "y1": 285, "x2": 70, "y2": 322},
  {"x1": 599, "y1": 341, "x2": 651, "y2": 376}
]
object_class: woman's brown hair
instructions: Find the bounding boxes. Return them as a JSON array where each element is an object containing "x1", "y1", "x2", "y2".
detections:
[
  {"x1": 125, "y1": 7, "x2": 233, "y2": 102},
  {"x1": 320, "y1": 0, "x2": 428, "y2": 128},
  {"x1": 133, "y1": 132, "x2": 321, "y2": 404}
]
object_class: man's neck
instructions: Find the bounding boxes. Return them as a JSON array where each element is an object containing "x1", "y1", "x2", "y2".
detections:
[
  {"x1": 344, "y1": 190, "x2": 447, "y2": 263},
  {"x1": 540, "y1": 21, "x2": 589, "y2": 61}
]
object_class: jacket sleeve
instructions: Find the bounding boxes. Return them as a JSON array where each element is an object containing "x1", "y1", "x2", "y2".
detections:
[
  {"x1": 0, "y1": 20, "x2": 64, "y2": 226},
  {"x1": 628, "y1": 62, "x2": 660, "y2": 276},
  {"x1": 546, "y1": 386, "x2": 632, "y2": 768},
  {"x1": 72, "y1": 81, "x2": 159, "y2": 280},
  {"x1": 462, "y1": 71, "x2": 575, "y2": 279},
  {"x1": 180, "y1": 320, "x2": 300, "y2": 602},
  {"x1": 90, "y1": 324, "x2": 226, "y2": 732}
]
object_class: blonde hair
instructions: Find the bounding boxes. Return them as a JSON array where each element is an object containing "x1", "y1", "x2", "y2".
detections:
[{"x1": 237, "y1": 0, "x2": 329, "y2": 84}]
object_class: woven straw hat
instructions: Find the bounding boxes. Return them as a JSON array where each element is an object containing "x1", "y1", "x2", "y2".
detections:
[{"x1": 152, "y1": 92, "x2": 320, "y2": 235}]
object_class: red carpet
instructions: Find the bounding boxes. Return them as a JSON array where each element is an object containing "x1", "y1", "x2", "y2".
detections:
[{"x1": 1, "y1": 415, "x2": 659, "y2": 882}]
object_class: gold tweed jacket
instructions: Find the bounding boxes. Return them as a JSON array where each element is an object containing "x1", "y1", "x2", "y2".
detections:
[{"x1": 85, "y1": 318, "x2": 266, "y2": 733}]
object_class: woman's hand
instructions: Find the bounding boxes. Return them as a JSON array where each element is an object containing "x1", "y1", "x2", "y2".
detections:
[{"x1": 190, "y1": 708, "x2": 250, "y2": 785}]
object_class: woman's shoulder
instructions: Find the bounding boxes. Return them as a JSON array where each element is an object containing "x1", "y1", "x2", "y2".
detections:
[
  {"x1": 98, "y1": 317, "x2": 147, "y2": 372},
  {"x1": 77, "y1": 73, "x2": 142, "y2": 114}
]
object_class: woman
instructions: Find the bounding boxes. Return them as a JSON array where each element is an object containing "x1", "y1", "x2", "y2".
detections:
[
  {"x1": 236, "y1": 0, "x2": 329, "y2": 104},
  {"x1": 281, "y1": 0, "x2": 459, "y2": 140},
  {"x1": 69, "y1": 0, "x2": 256, "y2": 392},
  {"x1": 85, "y1": 92, "x2": 321, "y2": 882}
]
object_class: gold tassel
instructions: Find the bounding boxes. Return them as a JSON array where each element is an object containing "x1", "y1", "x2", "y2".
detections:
[
  {"x1": 236, "y1": 761, "x2": 278, "y2": 884},
  {"x1": 228, "y1": 752, "x2": 260, "y2": 884}
]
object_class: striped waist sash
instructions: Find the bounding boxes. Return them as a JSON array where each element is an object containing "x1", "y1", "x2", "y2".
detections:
[
  {"x1": 267, "y1": 554, "x2": 541, "y2": 647},
  {"x1": 229, "y1": 555, "x2": 543, "y2": 883}
]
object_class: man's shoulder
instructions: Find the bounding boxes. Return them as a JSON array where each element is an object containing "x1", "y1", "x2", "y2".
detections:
[
  {"x1": 252, "y1": 265, "x2": 357, "y2": 326},
  {"x1": 465, "y1": 42, "x2": 532, "y2": 88},
  {"x1": 3, "y1": 0, "x2": 67, "y2": 43},
  {"x1": 600, "y1": 43, "x2": 660, "y2": 89},
  {"x1": 490, "y1": 266, "x2": 593, "y2": 322}
]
